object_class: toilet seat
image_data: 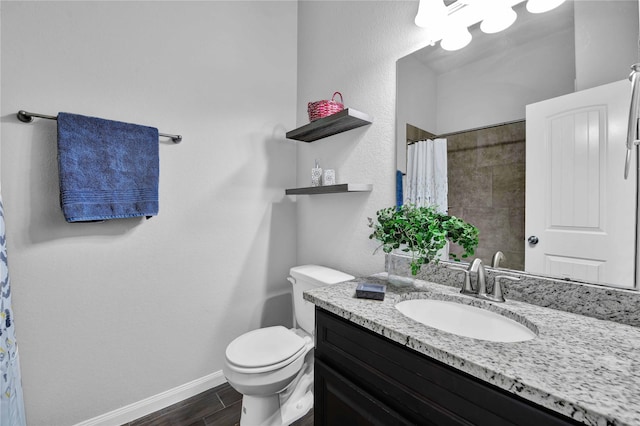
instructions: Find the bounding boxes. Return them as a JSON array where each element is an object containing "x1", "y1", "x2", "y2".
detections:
[{"x1": 225, "y1": 326, "x2": 311, "y2": 374}]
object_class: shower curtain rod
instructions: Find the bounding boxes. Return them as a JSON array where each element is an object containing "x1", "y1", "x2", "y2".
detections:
[
  {"x1": 407, "y1": 119, "x2": 525, "y2": 145},
  {"x1": 434, "y1": 119, "x2": 525, "y2": 139},
  {"x1": 17, "y1": 110, "x2": 182, "y2": 143}
]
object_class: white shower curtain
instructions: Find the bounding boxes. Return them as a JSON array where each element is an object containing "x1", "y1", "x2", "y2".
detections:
[
  {"x1": 0, "y1": 195, "x2": 26, "y2": 426},
  {"x1": 405, "y1": 138, "x2": 448, "y2": 213}
]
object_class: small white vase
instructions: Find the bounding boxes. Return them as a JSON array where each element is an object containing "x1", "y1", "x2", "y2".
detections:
[{"x1": 386, "y1": 251, "x2": 417, "y2": 288}]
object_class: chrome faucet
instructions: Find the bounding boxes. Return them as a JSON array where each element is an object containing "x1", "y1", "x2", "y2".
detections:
[
  {"x1": 491, "y1": 251, "x2": 506, "y2": 268},
  {"x1": 449, "y1": 258, "x2": 516, "y2": 303},
  {"x1": 467, "y1": 258, "x2": 488, "y2": 297}
]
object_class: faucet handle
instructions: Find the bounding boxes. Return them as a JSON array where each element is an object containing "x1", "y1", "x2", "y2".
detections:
[
  {"x1": 486, "y1": 275, "x2": 520, "y2": 303},
  {"x1": 447, "y1": 266, "x2": 474, "y2": 295}
]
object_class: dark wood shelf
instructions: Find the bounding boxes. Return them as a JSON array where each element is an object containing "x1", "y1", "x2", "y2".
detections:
[
  {"x1": 286, "y1": 109, "x2": 373, "y2": 142},
  {"x1": 285, "y1": 183, "x2": 373, "y2": 195}
]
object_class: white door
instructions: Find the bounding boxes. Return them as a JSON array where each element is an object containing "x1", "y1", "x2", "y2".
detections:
[{"x1": 526, "y1": 79, "x2": 635, "y2": 288}]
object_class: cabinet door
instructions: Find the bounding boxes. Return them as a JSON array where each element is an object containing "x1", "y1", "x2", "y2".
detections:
[
  {"x1": 316, "y1": 308, "x2": 580, "y2": 426},
  {"x1": 314, "y1": 359, "x2": 413, "y2": 426}
]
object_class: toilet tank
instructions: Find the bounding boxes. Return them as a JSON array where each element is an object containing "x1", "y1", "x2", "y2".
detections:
[{"x1": 289, "y1": 265, "x2": 355, "y2": 334}]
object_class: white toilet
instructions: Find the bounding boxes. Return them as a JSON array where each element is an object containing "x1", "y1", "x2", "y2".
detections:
[{"x1": 223, "y1": 265, "x2": 354, "y2": 426}]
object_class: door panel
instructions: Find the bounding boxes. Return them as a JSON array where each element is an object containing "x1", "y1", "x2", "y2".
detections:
[{"x1": 526, "y1": 79, "x2": 635, "y2": 288}]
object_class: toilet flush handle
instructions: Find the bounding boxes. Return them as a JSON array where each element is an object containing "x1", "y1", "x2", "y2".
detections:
[{"x1": 287, "y1": 277, "x2": 296, "y2": 285}]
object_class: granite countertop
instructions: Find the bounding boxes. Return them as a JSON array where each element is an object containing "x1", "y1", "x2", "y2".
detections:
[{"x1": 304, "y1": 274, "x2": 640, "y2": 426}]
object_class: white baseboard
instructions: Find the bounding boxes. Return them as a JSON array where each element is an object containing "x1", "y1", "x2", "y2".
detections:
[{"x1": 73, "y1": 370, "x2": 227, "y2": 426}]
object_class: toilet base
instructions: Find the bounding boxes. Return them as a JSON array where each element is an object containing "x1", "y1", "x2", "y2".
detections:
[
  {"x1": 239, "y1": 361, "x2": 314, "y2": 426},
  {"x1": 240, "y1": 394, "x2": 281, "y2": 426},
  {"x1": 280, "y1": 362, "x2": 313, "y2": 425},
  {"x1": 239, "y1": 392, "x2": 313, "y2": 426}
]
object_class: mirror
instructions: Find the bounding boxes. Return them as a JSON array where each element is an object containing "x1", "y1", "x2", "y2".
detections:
[{"x1": 397, "y1": 0, "x2": 639, "y2": 288}]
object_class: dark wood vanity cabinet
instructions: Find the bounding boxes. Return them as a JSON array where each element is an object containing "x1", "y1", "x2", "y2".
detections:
[{"x1": 314, "y1": 308, "x2": 580, "y2": 426}]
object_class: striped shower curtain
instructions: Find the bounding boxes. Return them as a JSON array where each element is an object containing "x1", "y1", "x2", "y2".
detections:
[
  {"x1": 405, "y1": 138, "x2": 448, "y2": 213},
  {"x1": 0, "y1": 196, "x2": 26, "y2": 426}
]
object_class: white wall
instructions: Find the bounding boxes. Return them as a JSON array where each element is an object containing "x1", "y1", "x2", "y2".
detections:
[
  {"x1": 1, "y1": 2, "x2": 297, "y2": 425},
  {"x1": 396, "y1": 54, "x2": 437, "y2": 174},
  {"x1": 296, "y1": 1, "x2": 430, "y2": 276},
  {"x1": 574, "y1": 0, "x2": 639, "y2": 91},
  {"x1": 436, "y1": 27, "x2": 576, "y2": 134}
]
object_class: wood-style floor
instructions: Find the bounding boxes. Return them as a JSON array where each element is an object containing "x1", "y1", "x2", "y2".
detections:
[{"x1": 123, "y1": 382, "x2": 314, "y2": 426}]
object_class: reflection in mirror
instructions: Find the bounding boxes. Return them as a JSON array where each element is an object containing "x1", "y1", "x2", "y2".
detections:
[{"x1": 396, "y1": 0, "x2": 639, "y2": 288}]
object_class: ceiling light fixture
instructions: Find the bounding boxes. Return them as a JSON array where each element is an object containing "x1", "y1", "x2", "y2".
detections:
[
  {"x1": 480, "y1": 1, "x2": 517, "y2": 34},
  {"x1": 441, "y1": 25, "x2": 473, "y2": 51},
  {"x1": 415, "y1": 0, "x2": 566, "y2": 51},
  {"x1": 414, "y1": 0, "x2": 449, "y2": 43}
]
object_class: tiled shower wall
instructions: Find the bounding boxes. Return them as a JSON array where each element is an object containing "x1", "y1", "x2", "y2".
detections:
[{"x1": 447, "y1": 121, "x2": 525, "y2": 270}]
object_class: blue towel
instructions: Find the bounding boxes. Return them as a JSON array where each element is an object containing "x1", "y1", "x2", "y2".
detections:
[
  {"x1": 57, "y1": 112, "x2": 159, "y2": 222},
  {"x1": 396, "y1": 170, "x2": 404, "y2": 208}
]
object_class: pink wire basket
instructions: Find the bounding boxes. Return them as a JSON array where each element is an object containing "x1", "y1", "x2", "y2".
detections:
[{"x1": 307, "y1": 92, "x2": 344, "y2": 122}]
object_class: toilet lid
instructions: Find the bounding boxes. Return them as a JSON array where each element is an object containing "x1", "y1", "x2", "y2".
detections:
[{"x1": 226, "y1": 326, "x2": 306, "y2": 369}]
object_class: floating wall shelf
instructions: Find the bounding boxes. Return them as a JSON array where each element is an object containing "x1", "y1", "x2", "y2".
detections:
[
  {"x1": 285, "y1": 183, "x2": 373, "y2": 195},
  {"x1": 286, "y1": 109, "x2": 373, "y2": 142}
]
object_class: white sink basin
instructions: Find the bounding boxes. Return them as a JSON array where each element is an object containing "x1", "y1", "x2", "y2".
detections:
[{"x1": 396, "y1": 299, "x2": 536, "y2": 342}]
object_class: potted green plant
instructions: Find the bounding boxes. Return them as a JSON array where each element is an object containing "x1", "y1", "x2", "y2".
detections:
[{"x1": 368, "y1": 204, "x2": 479, "y2": 277}]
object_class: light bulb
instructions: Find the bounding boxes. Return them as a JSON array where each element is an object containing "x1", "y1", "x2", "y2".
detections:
[
  {"x1": 526, "y1": 0, "x2": 565, "y2": 14},
  {"x1": 481, "y1": 5, "x2": 517, "y2": 34},
  {"x1": 440, "y1": 26, "x2": 472, "y2": 51},
  {"x1": 415, "y1": 0, "x2": 447, "y2": 28}
]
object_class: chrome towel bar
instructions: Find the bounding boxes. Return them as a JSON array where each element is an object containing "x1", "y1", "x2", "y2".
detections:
[{"x1": 17, "y1": 110, "x2": 182, "y2": 143}]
